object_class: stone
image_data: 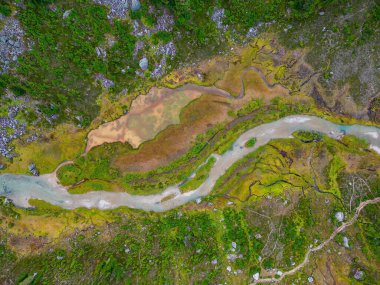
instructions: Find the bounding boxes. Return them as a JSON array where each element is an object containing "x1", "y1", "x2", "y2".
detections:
[
  {"x1": 139, "y1": 57, "x2": 148, "y2": 70},
  {"x1": 211, "y1": 259, "x2": 218, "y2": 264},
  {"x1": 335, "y1": 212, "x2": 344, "y2": 222},
  {"x1": 131, "y1": 0, "x2": 141, "y2": 12},
  {"x1": 343, "y1": 236, "x2": 349, "y2": 248},
  {"x1": 28, "y1": 163, "x2": 39, "y2": 176},
  {"x1": 253, "y1": 273, "x2": 260, "y2": 281},
  {"x1": 308, "y1": 276, "x2": 314, "y2": 283},
  {"x1": 226, "y1": 266, "x2": 232, "y2": 272},
  {"x1": 354, "y1": 269, "x2": 364, "y2": 280},
  {"x1": 195, "y1": 198, "x2": 202, "y2": 204},
  {"x1": 231, "y1": 241, "x2": 237, "y2": 249},
  {"x1": 63, "y1": 10, "x2": 72, "y2": 19}
]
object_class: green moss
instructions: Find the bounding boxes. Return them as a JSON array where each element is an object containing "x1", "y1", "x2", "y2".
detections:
[
  {"x1": 326, "y1": 155, "x2": 345, "y2": 197},
  {"x1": 56, "y1": 164, "x2": 82, "y2": 186},
  {"x1": 245, "y1": 138, "x2": 257, "y2": 148},
  {"x1": 293, "y1": 130, "x2": 323, "y2": 143}
]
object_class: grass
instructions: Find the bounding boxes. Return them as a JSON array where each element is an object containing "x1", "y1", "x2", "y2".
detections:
[
  {"x1": 2, "y1": 124, "x2": 86, "y2": 175},
  {"x1": 180, "y1": 156, "x2": 216, "y2": 192}
]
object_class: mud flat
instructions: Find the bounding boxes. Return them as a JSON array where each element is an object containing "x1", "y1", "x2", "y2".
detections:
[
  {"x1": 86, "y1": 84, "x2": 233, "y2": 152},
  {"x1": 1, "y1": 115, "x2": 379, "y2": 212}
]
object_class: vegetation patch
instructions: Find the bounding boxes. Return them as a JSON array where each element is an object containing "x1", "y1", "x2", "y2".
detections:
[
  {"x1": 180, "y1": 156, "x2": 217, "y2": 192},
  {"x1": 293, "y1": 130, "x2": 323, "y2": 143}
]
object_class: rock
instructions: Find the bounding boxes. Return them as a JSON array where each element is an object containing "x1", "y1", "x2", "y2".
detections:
[
  {"x1": 131, "y1": 0, "x2": 141, "y2": 12},
  {"x1": 63, "y1": 10, "x2": 71, "y2": 19},
  {"x1": 211, "y1": 8, "x2": 226, "y2": 30},
  {"x1": 28, "y1": 163, "x2": 39, "y2": 176},
  {"x1": 255, "y1": 233, "x2": 262, "y2": 239},
  {"x1": 211, "y1": 259, "x2": 218, "y2": 264},
  {"x1": 94, "y1": 74, "x2": 114, "y2": 88},
  {"x1": 354, "y1": 269, "x2": 364, "y2": 280},
  {"x1": 226, "y1": 266, "x2": 232, "y2": 272},
  {"x1": 277, "y1": 270, "x2": 283, "y2": 276},
  {"x1": 308, "y1": 276, "x2": 314, "y2": 283},
  {"x1": 227, "y1": 201, "x2": 234, "y2": 205},
  {"x1": 95, "y1": 46, "x2": 106, "y2": 59},
  {"x1": 195, "y1": 198, "x2": 202, "y2": 204},
  {"x1": 231, "y1": 241, "x2": 237, "y2": 249},
  {"x1": 94, "y1": 0, "x2": 129, "y2": 19},
  {"x1": 343, "y1": 236, "x2": 349, "y2": 248},
  {"x1": 335, "y1": 212, "x2": 344, "y2": 222},
  {"x1": 253, "y1": 272, "x2": 260, "y2": 281},
  {"x1": 139, "y1": 57, "x2": 148, "y2": 70}
]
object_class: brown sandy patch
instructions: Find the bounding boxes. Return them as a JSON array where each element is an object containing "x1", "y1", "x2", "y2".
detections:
[
  {"x1": 86, "y1": 87, "x2": 204, "y2": 152},
  {"x1": 112, "y1": 94, "x2": 232, "y2": 172}
]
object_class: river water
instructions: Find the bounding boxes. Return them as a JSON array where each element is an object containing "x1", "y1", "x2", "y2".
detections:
[{"x1": 0, "y1": 115, "x2": 379, "y2": 212}]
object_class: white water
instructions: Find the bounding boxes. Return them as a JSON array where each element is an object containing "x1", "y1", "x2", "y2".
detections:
[{"x1": 0, "y1": 115, "x2": 379, "y2": 212}]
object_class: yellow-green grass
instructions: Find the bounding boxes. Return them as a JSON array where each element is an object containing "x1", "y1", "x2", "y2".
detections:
[
  {"x1": 3, "y1": 125, "x2": 86, "y2": 175},
  {"x1": 180, "y1": 156, "x2": 217, "y2": 192}
]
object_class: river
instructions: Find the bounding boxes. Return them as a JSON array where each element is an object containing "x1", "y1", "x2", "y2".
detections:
[{"x1": 0, "y1": 115, "x2": 379, "y2": 212}]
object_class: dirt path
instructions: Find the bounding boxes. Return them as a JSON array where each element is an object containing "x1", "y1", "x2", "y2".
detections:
[{"x1": 251, "y1": 197, "x2": 380, "y2": 284}]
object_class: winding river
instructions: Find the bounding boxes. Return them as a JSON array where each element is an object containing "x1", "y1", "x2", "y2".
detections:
[{"x1": 0, "y1": 115, "x2": 379, "y2": 212}]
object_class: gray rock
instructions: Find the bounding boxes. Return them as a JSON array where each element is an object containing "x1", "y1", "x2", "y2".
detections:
[
  {"x1": 343, "y1": 236, "x2": 349, "y2": 248},
  {"x1": 28, "y1": 163, "x2": 40, "y2": 176},
  {"x1": 0, "y1": 18, "x2": 28, "y2": 74},
  {"x1": 354, "y1": 269, "x2": 364, "y2": 280},
  {"x1": 94, "y1": 73, "x2": 114, "y2": 88},
  {"x1": 253, "y1": 272, "x2": 260, "y2": 281},
  {"x1": 131, "y1": 0, "x2": 141, "y2": 12},
  {"x1": 63, "y1": 10, "x2": 72, "y2": 19},
  {"x1": 95, "y1": 46, "x2": 107, "y2": 59},
  {"x1": 139, "y1": 57, "x2": 148, "y2": 70},
  {"x1": 335, "y1": 212, "x2": 344, "y2": 222},
  {"x1": 93, "y1": 0, "x2": 129, "y2": 19}
]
